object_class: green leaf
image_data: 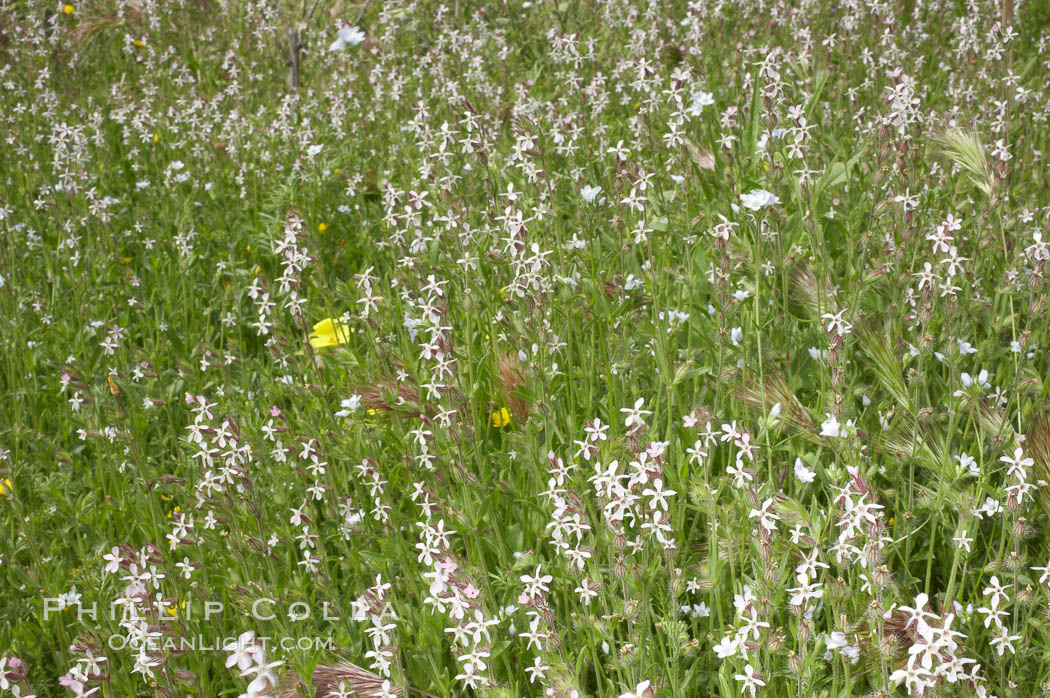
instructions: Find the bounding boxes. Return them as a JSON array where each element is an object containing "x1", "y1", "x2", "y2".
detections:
[
  {"x1": 744, "y1": 69, "x2": 763, "y2": 166},
  {"x1": 672, "y1": 361, "x2": 711, "y2": 385}
]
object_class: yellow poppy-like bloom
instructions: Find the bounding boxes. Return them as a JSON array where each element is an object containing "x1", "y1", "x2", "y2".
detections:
[
  {"x1": 63, "y1": 4, "x2": 74, "y2": 13},
  {"x1": 491, "y1": 407, "x2": 512, "y2": 428},
  {"x1": 0, "y1": 478, "x2": 12, "y2": 495},
  {"x1": 309, "y1": 317, "x2": 350, "y2": 349}
]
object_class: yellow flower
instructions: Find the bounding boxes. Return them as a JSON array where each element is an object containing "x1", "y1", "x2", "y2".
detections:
[
  {"x1": 63, "y1": 4, "x2": 74, "y2": 13},
  {"x1": 318, "y1": 222, "x2": 327, "y2": 233},
  {"x1": 0, "y1": 478, "x2": 12, "y2": 495},
  {"x1": 309, "y1": 317, "x2": 350, "y2": 349},
  {"x1": 491, "y1": 407, "x2": 512, "y2": 428},
  {"x1": 153, "y1": 132, "x2": 159, "y2": 143},
  {"x1": 133, "y1": 39, "x2": 145, "y2": 47}
]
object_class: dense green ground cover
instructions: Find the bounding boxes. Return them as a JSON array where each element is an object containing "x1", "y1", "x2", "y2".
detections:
[{"x1": 2, "y1": 0, "x2": 1050, "y2": 695}]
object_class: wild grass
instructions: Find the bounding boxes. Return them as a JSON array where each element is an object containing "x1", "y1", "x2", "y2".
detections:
[{"x1": 1, "y1": 0, "x2": 1050, "y2": 696}]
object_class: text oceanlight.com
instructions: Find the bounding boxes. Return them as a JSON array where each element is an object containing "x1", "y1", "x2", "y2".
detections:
[{"x1": 106, "y1": 635, "x2": 334, "y2": 653}]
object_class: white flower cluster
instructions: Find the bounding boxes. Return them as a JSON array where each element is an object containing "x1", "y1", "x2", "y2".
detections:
[
  {"x1": 349, "y1": 576, "x2": 399, "y2": 678},
  {"x1": 224, "y1": 631, "x2": 283, "y2": 698}
]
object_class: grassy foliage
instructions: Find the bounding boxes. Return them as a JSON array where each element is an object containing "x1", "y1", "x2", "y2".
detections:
[{"x1": 1, "y1": 0, "x2": 1050, "y2": 696}]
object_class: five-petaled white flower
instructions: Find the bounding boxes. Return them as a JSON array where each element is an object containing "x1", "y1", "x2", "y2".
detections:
[
  {"x1": 740, "y1": 189, "x2": 779, "y2": 210},
  {"x1": 734, "y1": 664, "x2": 766, "y2": 697},
  {"x1": 329, "y1": 25, "x2": 366, "y2": 52},
  {"x1": 581, "y1": 185, "x2": 603, "y2": 203},
  {"x1": 620, "y1": 397, "x2": 652, "y2": 431}
]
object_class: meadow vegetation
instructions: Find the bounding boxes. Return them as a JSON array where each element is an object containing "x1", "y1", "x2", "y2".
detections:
[{"x1": 2, "y1": 0, "x2": 1050, "y2": 696}]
